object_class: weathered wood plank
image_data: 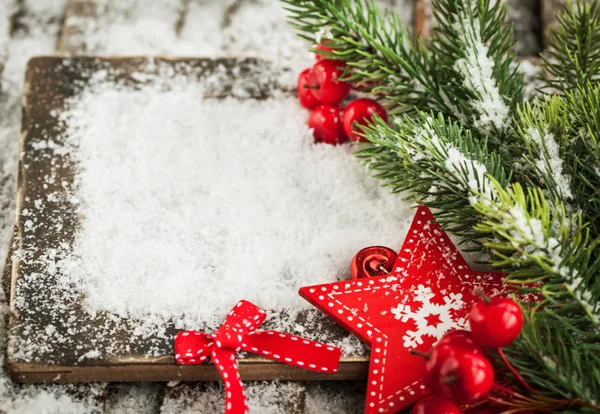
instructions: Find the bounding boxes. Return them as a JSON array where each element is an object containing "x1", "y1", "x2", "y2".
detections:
[
  {"x1": 0, "y1": 0, "x2": 14, "y2": 86},
  {"x1": 160, "y1": 381, "x2": 306, "y2": 414},
  {"x1": 414, "y1": 0, "x2": 542, "y2": 56},
  {"x1": 105, "y1": 383, "x2": 165, "y2": 414},
  {"x1": 541, "y1": 0, "x2": 563, "y2": 47},
  {"x1": 8, "y1": 56, "x2": 369, "y2": 384},
  {"x1": 59, "y1": 0, "x2": 185, "y2": 54}
]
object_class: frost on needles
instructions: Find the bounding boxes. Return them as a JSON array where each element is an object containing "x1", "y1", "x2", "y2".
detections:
[{"x1": 284, "y1": 0, "x2": 600, "y2": 409}]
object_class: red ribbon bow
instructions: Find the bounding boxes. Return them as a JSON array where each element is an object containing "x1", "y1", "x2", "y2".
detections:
[{"x1": 174, "y1": 300, "x2": 342, "y2": 414}]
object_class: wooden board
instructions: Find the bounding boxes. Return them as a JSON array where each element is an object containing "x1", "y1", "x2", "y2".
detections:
[
  {"x1": 414, "y1": 0, "x2": 542, "y2": 56},
  {"x1": 59, "y1": 0, "x2": 187, "y2": 54},
  {"x1": 161, "y1": 381, "x2": 306, "y2": 413},
  {"x1": 7, "y1": 56, "x2": 370, "y2": 384},
  {"x1": 0, "y1": 0, "x2": 13, "y2": 85}
]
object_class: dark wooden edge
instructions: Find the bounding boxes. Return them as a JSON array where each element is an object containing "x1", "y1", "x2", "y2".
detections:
[
  {"x1": 7, "y1": 56, "x2": 370, "y2": 383},
  {"x1": 10, "y1": 357, "x2": 369, "y2": 384}
]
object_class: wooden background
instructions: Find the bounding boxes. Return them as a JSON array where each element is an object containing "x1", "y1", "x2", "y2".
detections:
[{"x1": 0, "y1": 0, "x2": 576, "y2": 411}]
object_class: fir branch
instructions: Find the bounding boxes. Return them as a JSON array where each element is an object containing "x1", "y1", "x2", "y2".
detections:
[
  {"x1": 283, "y1": 0, "x2": 600, "y2": 405},
  {"x1": 542, "y1": 0, "x2": 600, "y2": 94},
  {"x1": 282, "y1": 0, "x2": 451, "y2": 116},
  {"x1": 357, "y1": 114, "x2": 510, "y2": 243},
  {"x1": 430, "y1": 0, "x2": 524, "y2": 139},
  {"x1": 515, "y1": 98, "x2": 574, "y2": 203}
]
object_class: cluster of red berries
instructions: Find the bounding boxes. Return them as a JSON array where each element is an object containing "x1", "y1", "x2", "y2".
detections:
[
  {"x1": 297, "y1": 48, "x2": 387, "y2": 145},
  {"x1": 412, "y1": 291, "x2": 524, "y2": 414}
]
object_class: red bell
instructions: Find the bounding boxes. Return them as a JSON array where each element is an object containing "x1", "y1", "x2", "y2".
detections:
[{"x1": 350, "y1": 246, "x2": 398, "y2": 279}]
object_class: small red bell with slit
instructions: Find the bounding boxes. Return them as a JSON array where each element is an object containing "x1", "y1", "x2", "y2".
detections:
[{"x1": 297, "y1": 68, "x2": 320, "y2": 109}]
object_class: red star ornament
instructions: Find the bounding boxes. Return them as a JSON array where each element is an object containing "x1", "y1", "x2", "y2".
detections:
[{"x1": 299, "y1": 205, "x2": 512, "y2": 413}]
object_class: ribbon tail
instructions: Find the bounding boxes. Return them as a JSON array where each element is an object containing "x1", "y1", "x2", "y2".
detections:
[
  {"x1": 243, "y1": 331, "x2": 342, "y2": 373},
  {"x1": 212, "y1": 348, "x2": 247, "y2": 414}
]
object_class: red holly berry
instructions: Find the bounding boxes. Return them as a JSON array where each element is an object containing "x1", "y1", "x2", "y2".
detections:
[
  {"x1": 307, "y1": 60, "x2": 350, "y2": 105},
  {"x1": 422, "y1": 343, "x2": 482, "y2": 391},
  {"x1": 469, "y1": 290, "x2": 523, "y2": 348},
  {"x1": 308, "y1": 105, "x2": 346, "y2": 145},
  {"x1": 297, "y1": 68, "x2": 320, "y2": 109},
  {"x1": 342, "y1": 98, "x2": 387, "y2": 142},
  {"x1": 437, "y1": 351, "x2": 495, "y2": 404},
  {"x1": 315, "y1": 42, "x2": 334, "y2": 61},
  {"x1": 437, "y1": 330, "x2": 483, "y2": 352},
  {"x1": 412, "y1": 395, "x2": 461, "y2": 414}
]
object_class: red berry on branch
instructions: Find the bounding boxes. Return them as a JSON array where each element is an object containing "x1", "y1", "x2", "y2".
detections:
[
  {"x1": 412, "y1": 395, "x2": 461, "y2": 414},
  {"x1": 437, "y1": 330, "x2": 483, "y2": 352},
  {"x1": 412, "y1": 331, "x2": 483, "y2": 392},
  {"x1": 307, "y1": 60, "x2": 351, "y2": 105},
  {"x1": 297, "y1": 68, "x2": 320, "y2": 109},
  {"x1": 308, "y1": 104, "x2": 347, "y2": 145},
  {"x1": 342, "y1": 98, "x2": 387, "y2": 142},
  {"x1": 469, "y1": 289, "x2": 523, "y2": 348},
  {"x1": 437, "y1": 351, "x2": 495, "y2": 404},
  {"x1": 315, "y1": 42, "x2": 334, "y2": 61}
]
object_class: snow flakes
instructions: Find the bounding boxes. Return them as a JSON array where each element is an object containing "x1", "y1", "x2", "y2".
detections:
[
  {"x1": 525, "y1": 126, "x2": 573, "y2": 200},
  {"x1": 454, "y1": 16, "x2": 511, "y2": 134},
  {"x1": 51, "y1": 73, "x2": 411, "y2": 333},
  {"x1": 411, "y1": 117, "x2": 497, "y2": 206},
  {"x1": 390, "y1": 284, "x2": 466, "y2": 348}
]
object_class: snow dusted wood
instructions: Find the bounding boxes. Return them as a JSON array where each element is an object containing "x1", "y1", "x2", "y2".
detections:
[
  {"x1": 8, "y1": 56, "x2": 371, "y2": 384},
  {"x1": 105, "y1": 383, "x2": 165, "y2": 414},
  {"x1": 161, "y1": 381, "x2": 306, "y2": 414},
  {"x1": 59, "y1": 0, "x2": 186, "y2": 54},
  {"x1": 414, "y1": 0, "x2": 435, "y2": 42},
  {"x1": 0, "y1": 0, "x2": 14, "y2": 85},
  {"x1": 414, "y1": 0, "x2": 541, "y2": 56}
]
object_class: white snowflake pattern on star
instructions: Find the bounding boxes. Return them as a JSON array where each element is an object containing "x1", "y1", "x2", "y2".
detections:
[{"x1": 390, "y1": 284, "x2": 467, "y2": 348}]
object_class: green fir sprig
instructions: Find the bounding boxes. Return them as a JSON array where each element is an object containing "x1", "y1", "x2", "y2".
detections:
[{"x1": 283, "y1": 0, "x2": 600, "y2": 410}]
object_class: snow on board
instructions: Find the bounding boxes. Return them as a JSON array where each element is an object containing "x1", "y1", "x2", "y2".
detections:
[{"x1": 7, "y1": 56, "x2": 417, "y2": 383}]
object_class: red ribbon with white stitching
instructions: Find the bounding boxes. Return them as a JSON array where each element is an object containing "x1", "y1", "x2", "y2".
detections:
[{"x1": 174, "y1": 300, "x2": 342, "y2": 414}]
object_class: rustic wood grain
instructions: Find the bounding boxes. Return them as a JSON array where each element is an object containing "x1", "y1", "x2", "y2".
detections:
[
  {"x1": 0, "y1": 0, "x2": 13, "y2": 85},
  {"x1": 58, "y1": 0, "x2": 187, "y2": 54},
  {"x1": 161, "y1": 381, "x2": 306, "y2": 413},
  {"x1": 8, "y1": 56, "x2": 370, "y2": 384},
  {"x1": 414, "y1": 0, "x2": 542, "y2": 56}
]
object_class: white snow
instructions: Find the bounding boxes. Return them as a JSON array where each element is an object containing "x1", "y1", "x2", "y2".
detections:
[
  {"x1": 454, "y1": 17, "x2": 511, "y2": 134},
  {"x1": 412, "y1": 117, "x2": 497, "y2": 205},
  {"x1": 160, "y1": 381, "x2": 306, "y2": 414},
  {"x1": 525, "y1": 126, "x2": 573, "y2": 200},
  {"x1": 35, "y1": 74, "x2": 412, "y2": 333}
]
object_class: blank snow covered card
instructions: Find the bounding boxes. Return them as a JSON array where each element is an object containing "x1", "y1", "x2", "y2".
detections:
[{"x1": 7, "y1": 57, "x2": 413, "y2": 383}]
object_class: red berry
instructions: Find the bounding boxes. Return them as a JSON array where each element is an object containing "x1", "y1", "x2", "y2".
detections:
[
  {"x1": 469, "y1": 293, "x2": 523, "y2": 348},
  {"x1": 307, "y1": 60, "x2": 350, "y2": 105},
  {"x1": 412, "y1": 395, "x2": 460, "y2": 414},
  {"x1": 437, "y1": 351, "x2": 494, "y2": 404},
  {"x1": 437, "y1": 330, "x2": 483, "y2": 352},
  {"x1": 423, "y1": 331, "x2": 483, "y2": 391},
  {"x1": 342, "y1": 98, "x2": 387, "y2": 142},
  {"x1": 308, "y1": 105, "x2": 347, "y2": 145},
  {"x1": 315, "y1": 42, "x2": 334, "y2": 61},
  {"x1": 297, "y1": 68, "x2": 320, "y2": 109}
]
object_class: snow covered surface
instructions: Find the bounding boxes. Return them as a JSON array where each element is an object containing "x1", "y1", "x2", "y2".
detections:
[
  {"x1": 160, "y1": 381, "x2": 306, "y2": 414},
  {"x1": 0, "y1": 0, "x2": 543, "y2": 411},
  {"x1": 10, "y1": 60, "x2": 406, "y2": 362},
  {"x1": 56, "y1": 82, "x2": 410, "y2": 327}
]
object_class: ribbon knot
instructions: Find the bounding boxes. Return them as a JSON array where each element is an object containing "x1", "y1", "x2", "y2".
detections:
[{"x1": 174, "y1": 300, "x2": 342, "y2": 414}]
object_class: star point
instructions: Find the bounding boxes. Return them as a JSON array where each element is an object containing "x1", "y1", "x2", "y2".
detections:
[{"x1": 299, "y1": 205, "x2": 510, "y2": 413}]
